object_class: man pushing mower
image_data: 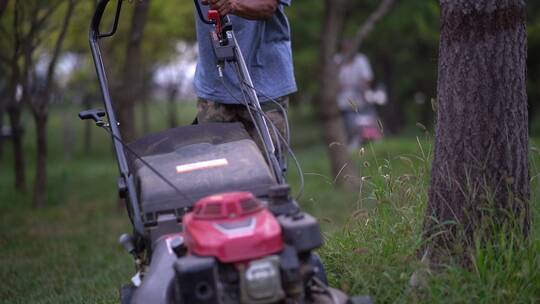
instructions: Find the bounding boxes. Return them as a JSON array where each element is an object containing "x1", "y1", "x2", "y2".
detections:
[
  {"x1": 82, "y1": 0, "x2": 372, "y2": 303},
  {"x1": 194, "y1": 0, "x2": 295, "y2": 158}
]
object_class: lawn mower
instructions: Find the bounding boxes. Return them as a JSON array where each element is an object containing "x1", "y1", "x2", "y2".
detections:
[{"x1": 80, "y1": 1, "x2": 371, "y2": 303}]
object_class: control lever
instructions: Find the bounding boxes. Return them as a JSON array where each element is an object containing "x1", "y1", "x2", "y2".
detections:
[
  {"x1": 208, "y1": 10, "x2": 222, "y2": 39},
  {"x1": 208, "y1": 10, "x2": 235, "y2": 63},
  {"x1": 78, "y1": 108, "x2": 106, "y2": 126}
]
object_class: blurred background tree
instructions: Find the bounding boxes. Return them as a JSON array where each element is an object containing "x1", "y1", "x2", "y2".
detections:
[{"x1": 289, "y1": 0, "x2": 439, "y2": 133}]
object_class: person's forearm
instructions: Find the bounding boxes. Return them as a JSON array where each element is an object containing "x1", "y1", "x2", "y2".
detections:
[{"x1": 232, "y1": 0, "x2": 279, "y2": 20}]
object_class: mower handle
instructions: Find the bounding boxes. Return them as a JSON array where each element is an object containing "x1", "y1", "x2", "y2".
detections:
[
  {"x1": 194, "y1": 0, "x2": 214, "y2": 24},
  {"x1": 78, "y1": 108, "x2": 106, "y2": 124},
  {"x1": 89, "y1": 0, "x2": 145, "y2": 239},
  {"x1": 90, "y1": 0, "x2": 123, "y2": 40}
]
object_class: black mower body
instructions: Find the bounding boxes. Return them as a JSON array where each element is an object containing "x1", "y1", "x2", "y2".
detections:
[
  {"x1": 128, "y1": 122, "x2": 276, "y2": 228},
  {"x1": 126, "y1": 123, "x2": 279, "y2": 304}
]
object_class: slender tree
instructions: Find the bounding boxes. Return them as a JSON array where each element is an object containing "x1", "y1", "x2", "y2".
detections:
[
  {"x1": 1, "y1": 0, "x2": 14, "y2": 175},
  {"x1": 22, "y1": 0, "x2": 77, "y2": 207},
  {"x1": 422, "y1": 0, "x2": 529, "y2": 264},
  {"x1": 318, "y1": 0, "x2": 395, "y2": 188},
  {"x1": 114, "y1": 1, "x2": 151, "y2": 142},
  {"x1": 167, "y1": 85, "x2": 179, "y2": 128},
  {"x1": 1, "y1": 1, "x2": 40, "y2": 193},
  {"x1": 319, "y1": 0, "x2": 356, "y2": 188}
]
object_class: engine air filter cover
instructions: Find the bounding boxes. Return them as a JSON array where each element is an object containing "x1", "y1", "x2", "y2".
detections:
[{"x1": 183, "y1": 192, "x2": 283, "y2": 263}]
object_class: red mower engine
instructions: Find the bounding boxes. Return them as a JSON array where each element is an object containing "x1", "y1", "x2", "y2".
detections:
[
  {"x1": 173, "y1": 191, "x2": 328, "y2": 304},
  {"x1": 183, "y1": 192, "x2": 284, "y2": 263}
]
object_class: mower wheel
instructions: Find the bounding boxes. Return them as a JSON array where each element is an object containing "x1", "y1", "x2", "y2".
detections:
[
  {"x1": 119, "y1": 284, "x2": 136, "y2": 304},
  {"x1": 308, "y1": 253, "x2": 328, "y2": 285}
]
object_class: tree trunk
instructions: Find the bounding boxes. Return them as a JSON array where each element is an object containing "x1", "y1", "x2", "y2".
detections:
[
  {"x1": 140, "y1": 81, "x2": 150, "y2": 134},
  {"x1": 423, "y1": 0, "x2": 529, "y2": 265},
  {"x1": 117, "y1": 100, "x2": 136, "y2": 142},
  {"x1": 378, "y1": 54, "x2": 405, "y2": 135},
  {"x1": 167, "y1": 87, "x2": 178, "y2": 128},
  {"x1": 7, "y1": 105, "x2": 26, "y2": 192},
  {"x1": 33, "y1": 114, "x2": 47, "y2": 207},
  {"x1": 318, "y1": 0, "x2": 360, "y2": 189},
  {"x1": 420, "y1": 94, "x2": 434, "y2": 131},
  {"x1": 116, "y1": 1, "x2": 151, "y2": 142},
  {"x1": 24, "y1": 0, "x2": 75, "y2": 207},
  {"x1": 83, "y1": 95, "x2": 92, "y2": 153},
  {"x1": 61, "y1": 109, "x2": 73, "y2": 162},
  {"x1": 141, "y1": 99, "x2": 149, "y2": 134},
  {"x1": 6, "y1": 37, "x2": 26, "y2": 192}
]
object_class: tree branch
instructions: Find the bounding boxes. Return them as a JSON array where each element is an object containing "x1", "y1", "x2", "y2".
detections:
[
  {"x1": 35, "y1": 1, "x2": 63, "y2": 29},
  {"x1": 340, "y1": 0, "x2": 396, "y2": 65},
  {"x1": 17, "y1": 0, "x2": 63, "y2": 53},
  {"x1": 45, "y1": 0, "x2": 76, "y2": 90}
]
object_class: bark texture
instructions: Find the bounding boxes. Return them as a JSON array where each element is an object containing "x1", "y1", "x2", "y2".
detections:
[{"x1": 424, "y1": 0, "x2": 530, "y2": 263}]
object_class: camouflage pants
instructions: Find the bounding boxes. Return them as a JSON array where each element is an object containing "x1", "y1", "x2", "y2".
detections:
[{"x1": 197, "y1": 97, "x2": 289, "y2": 161}]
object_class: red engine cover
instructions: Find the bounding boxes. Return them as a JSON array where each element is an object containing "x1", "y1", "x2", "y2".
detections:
[{"x1": 183, "y1": 192, "x2": 283, "y2": 263}]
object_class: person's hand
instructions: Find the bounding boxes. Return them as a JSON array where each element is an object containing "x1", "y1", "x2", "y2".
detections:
[
  {"x1": 204, "y1": 0, "x2": 239, "y2": 16},
  {"x1": 201, "y1": 0, "x2": 277, "y2": 20}
]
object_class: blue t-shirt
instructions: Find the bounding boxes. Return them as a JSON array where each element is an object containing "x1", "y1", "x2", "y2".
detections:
[{"x1": 194, "y1": 0, "x2": 297, "y2": 104}]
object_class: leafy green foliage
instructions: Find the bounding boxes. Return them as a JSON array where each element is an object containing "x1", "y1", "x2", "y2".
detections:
[
  {"x1": 62, "y1": 0, "x2": 196, "y2": 94},
  {"x1": 322, "y1": 136, "x2": 540, "y2": 303}
]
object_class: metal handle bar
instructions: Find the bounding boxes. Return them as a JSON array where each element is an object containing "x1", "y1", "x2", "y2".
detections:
[
  {"x1": 89, "y1": 0, "x2": 145, "y2": 238},
  {"x1": 90, "y1": 0, "x2": 123, "y2": 40}
]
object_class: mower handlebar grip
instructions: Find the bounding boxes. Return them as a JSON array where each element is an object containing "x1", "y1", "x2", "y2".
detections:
[{"x1": 78, "y1": 109, "x2": 106, "y2": 123}]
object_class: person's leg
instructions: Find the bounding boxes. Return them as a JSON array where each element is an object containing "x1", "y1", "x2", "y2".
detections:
[
  {"x1": 236, "y1": 98, "x2": 288, "y2": 148},
  {"x1": 197, "y1": 97, "x2": 289, "y2": 174},
  {"x1": 342, "y1": 110, "x2": 365, "y2": 150},
  {"x1": 262, "y1": 97, "x2": 289, "y2": 172},
  {"x1": 342, "y1": 110, "x2": 355, "y2": 142},
  {"x1": 196, "y1": 99, "x2": 238, "y2": 123},
  {"x1": 261, "y1": 96, "x2": 289, "y2": 146},
  {"x1": 237, "y1": 96, "x2": 289, "y2": 174}
]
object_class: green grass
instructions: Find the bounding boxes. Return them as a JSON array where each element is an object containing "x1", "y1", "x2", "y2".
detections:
[{"x1": 0, "y1": 102, "x2": 539, "y2": 303}]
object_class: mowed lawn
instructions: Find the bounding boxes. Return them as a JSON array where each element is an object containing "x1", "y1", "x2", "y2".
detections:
[{"x1": 1, "y1": 102, "x2": 539, "y2": 303}]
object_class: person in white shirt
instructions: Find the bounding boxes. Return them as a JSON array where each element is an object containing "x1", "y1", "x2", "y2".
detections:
[
  {"x1": 336, "y1": 40, "x2": 378, "y2": 150},
  {"x1": 337, "y1": 53, "x2": 374, "y2": 112}
]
